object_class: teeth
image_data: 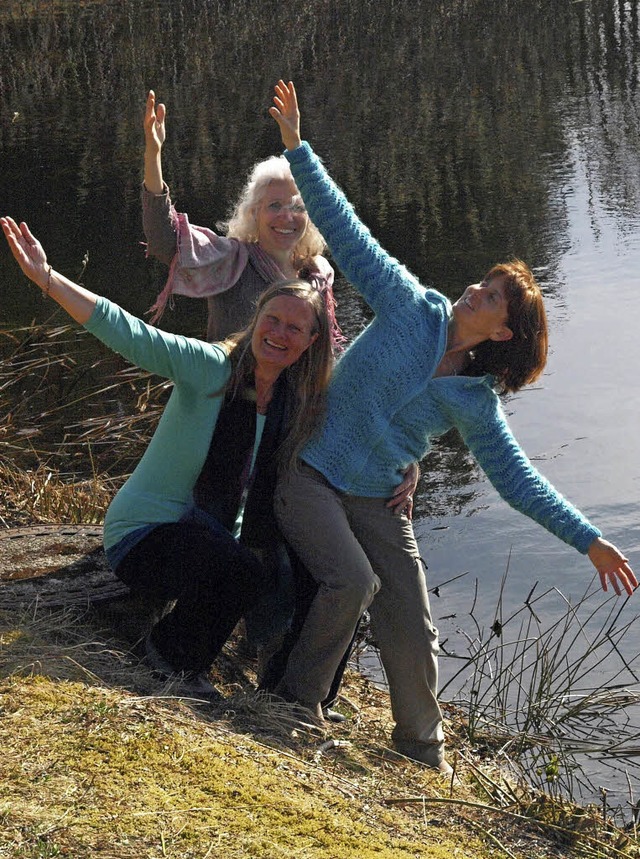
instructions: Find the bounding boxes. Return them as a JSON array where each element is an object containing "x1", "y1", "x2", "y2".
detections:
[
  {"x1": 265, "y1": 339, "x2": 286, "y2": 350},
  {"x1": 274, "y1": 228, "x2": 294, "y2": 235}
]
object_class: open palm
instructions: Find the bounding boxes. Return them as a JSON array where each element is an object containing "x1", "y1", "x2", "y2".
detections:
[
  {"x1": 1, "y1": 217, "x2": 49, "y2": 288},
  {"x1": 269, "y1": 80, "x2": 301, "y2": 151}
]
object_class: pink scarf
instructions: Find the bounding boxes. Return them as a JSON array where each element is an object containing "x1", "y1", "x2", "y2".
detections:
[{"x1": 148, "y1": 210, "x2": 345, "y2": 349}]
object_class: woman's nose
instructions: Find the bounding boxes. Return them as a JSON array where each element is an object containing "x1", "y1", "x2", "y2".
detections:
[{"x1": 270, "y1": 320, "x2": 285, "y2": 337}]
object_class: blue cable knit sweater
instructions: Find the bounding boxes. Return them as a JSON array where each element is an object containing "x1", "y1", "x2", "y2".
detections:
[{"x1": 285, "y1": 142, "x2": 600, "y2": 555}]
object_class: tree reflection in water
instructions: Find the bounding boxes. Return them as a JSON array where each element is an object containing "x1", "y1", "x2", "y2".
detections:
[{"x1": 0, "y1": 0, "x2": 638, "y2": 536}]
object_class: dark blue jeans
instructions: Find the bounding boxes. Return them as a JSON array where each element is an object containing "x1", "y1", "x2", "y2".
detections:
[{"x1": 115, "y1": 514, "x2": 272, "y2": 673}]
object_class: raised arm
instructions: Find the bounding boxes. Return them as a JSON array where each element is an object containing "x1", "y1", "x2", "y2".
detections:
[
  {"x1": 2, "y1": 217, "x2": 96, "y2": 323},
  {"x1": 143, "y1": 89, "x2": 166, "y2": 195},
  {"x1": 269, "y1": 80, "x2": 424, "y2": 316},
  {"x1": 140, "y1": 89, "x2": 181, "y2": 266},
  {"x1": 2, "y1": 216, "x2": 228, "y2": 386}
]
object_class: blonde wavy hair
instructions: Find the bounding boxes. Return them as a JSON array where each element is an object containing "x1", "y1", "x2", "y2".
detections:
[
  {"x1": 218, "y1": 156, "x2": 327, "y2": 267},
  {"x1": 220, "y1": 279, "x2": 333, "y2": 468}
]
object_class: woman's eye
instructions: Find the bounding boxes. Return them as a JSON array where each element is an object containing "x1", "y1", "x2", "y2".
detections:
[{"x1": 267, "y1": 202, "x2": 282, "y2": 212}]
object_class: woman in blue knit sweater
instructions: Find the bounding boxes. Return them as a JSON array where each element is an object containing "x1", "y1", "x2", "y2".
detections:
[{"x1": 268, "y1": 81, "x2": 637, "y2": 771}]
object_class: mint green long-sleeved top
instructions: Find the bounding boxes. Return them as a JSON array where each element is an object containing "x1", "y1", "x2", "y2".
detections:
[{"x1": 85, "y1": 296, "x2": 230, "y2": 551}]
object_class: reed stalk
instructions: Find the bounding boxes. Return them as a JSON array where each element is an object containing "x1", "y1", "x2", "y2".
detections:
[{"x1": 437, "y1": 573, "x2": 640, "y2": 827}]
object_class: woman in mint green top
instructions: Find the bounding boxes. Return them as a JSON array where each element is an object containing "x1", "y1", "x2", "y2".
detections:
[
  {"x1": 267, "y1": 81, "x2": 636, "y2": 770},
  {"x1": 2, "y1": 214, "x2": 332, "y2": 696}
]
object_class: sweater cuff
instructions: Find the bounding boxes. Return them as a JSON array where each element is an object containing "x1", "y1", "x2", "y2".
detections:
[
  {"x1": 283, "y1": 141, "x2": 313, "y2": 165},
  {"x1": 141, "y1": 181, "x2": 170, "y2": 201},
  {"x1": 575, "y1": 524, "x2": 602, "y2": 555}
]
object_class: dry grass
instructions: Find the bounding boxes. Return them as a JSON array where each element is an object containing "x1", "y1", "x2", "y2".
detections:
[
  {"x1": 0, "y1": 605, "x2": 638, "y2": 859},
  {"x1": 0, "y1": 461, "x2": 119, "y2": 528},
  {"x1": 0, "y1": 320, "x2": 169, "y2": 481}
]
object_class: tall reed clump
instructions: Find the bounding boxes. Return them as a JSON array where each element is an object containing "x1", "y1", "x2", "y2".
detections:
[
  {"x1": 0, "y1": 459, "x2": 120, "y2": 527},
  {"x1": 437, "y1": 561, "x2": 640, "y2": 830},
  {"x1": 1, "y1": 319, "x2": 169, "y2": 526}
]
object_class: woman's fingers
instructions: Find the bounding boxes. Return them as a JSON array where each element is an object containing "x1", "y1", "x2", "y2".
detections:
[{"x1": 599, "y1": 564, "x2": 637, "y2": 596}]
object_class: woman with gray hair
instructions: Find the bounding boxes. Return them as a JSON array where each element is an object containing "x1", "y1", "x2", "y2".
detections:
[{"x1": 141, "y1": 90, "x2": 343, "y2": 348}]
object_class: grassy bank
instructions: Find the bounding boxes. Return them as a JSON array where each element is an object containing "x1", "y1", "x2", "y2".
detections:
[{"x1": 0, "y1": 602, "x2": 638, "y2": 858}]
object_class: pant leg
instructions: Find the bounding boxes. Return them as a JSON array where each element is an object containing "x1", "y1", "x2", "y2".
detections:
[
  {"x1": 259, "y1": 548, "x2": 359, "y2": 709},
  {"x1": 258, "y1": 549, "x2": 319, "y2": 691},
  {"x1": 115, "y1": 521, "x2": 272, "y2": 673},
  {"x1": 345, "y1": 496, "x2": 445, "y2": 767},
  {"x1": 274, "y1": 464, "x2": 380, "y2": 704},
  {"x1": 243, "y1": 542, "x2": 295, "y2": 649}
]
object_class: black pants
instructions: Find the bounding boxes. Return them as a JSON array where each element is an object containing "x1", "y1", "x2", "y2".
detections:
[
  {"x1": 260, "y1": 551, "x2": 358, "y2": 707},
  {"x1": 116, "y1": 520, "x2": 272, "y2": 673}
]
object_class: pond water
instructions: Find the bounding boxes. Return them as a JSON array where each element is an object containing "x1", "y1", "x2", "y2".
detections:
[{"x1": 1, "y1": 0, "x2": 639, "y2": 810}]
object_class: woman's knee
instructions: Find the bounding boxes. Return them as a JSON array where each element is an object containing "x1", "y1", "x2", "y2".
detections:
[{"x1": 321, "y1": 566, "x2": 379, "y2": 613}]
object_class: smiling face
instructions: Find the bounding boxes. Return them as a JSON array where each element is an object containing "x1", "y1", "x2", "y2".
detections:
[
  {"x1": 452, "y1": 274, "x2": 513, "y2": 344},
  {"x1": 255, "y1": 180, "x2": 309, "y2": 257},
  {"x1": 251, "y1": 294, "x2": 319, "y2": 373}
]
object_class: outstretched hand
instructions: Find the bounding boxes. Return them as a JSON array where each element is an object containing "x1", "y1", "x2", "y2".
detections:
[
  {"x1": 144, "y1": 89, "x2": 166, "y2": 153},
  {"x1": 269, "y1": 80, "x2": 302, "y2": 151},
  {"x1": 588, "y1": 537, "x2": 637, "y2": 596},
  {"x1": 1, "y1": 217, "x2": 49, "y2": 289}
]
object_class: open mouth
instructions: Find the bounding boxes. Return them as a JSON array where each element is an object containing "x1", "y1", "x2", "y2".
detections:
[
  {"x1": 274, "y1": 228, "x2": 295, "y2": 235},
  {"x1": 264, "y1": 338, "x2": 287, "y2": 351}
]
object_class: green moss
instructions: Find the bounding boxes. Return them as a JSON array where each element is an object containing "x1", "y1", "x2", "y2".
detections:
[{"x1": 0, "y1": 677, "x2": 475, "y2": 858}]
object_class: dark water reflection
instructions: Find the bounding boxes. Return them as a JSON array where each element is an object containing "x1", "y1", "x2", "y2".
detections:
[
  {"x1": 1, "y1": 0, "x2": 637, "y2": 315},
  {"x1": 2, "y1": 0, "x2": 640, "y2": 806}
]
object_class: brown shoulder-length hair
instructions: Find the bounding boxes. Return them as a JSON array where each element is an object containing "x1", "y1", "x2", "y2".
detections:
[
  {"x1": 468, "y1": 259, "x2": 548, "y2": 394},
  {"x1": 218, "y1": 279, "x2": 333, "y2": 468}
]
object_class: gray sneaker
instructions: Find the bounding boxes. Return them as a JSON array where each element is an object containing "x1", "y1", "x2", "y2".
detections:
[
  {"x1": 144, "y1": 634, "x2": 222, "y2": 703},
  {"x1": 323, "y1": 707, "x2": 347, "y2": 723},
  {"x1": 179, "y1": 672, "x2": 223, "y2": 703}
]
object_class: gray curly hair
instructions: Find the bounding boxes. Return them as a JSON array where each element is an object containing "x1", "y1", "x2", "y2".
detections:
[{"x1": 217, "y1": 155, "x2": 326, "y2": 263}]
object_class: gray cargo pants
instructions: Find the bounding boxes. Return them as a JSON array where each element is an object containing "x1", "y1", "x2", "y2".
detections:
[{"x1": 275, "y1": 463, "x2": 444, "y2": 767}]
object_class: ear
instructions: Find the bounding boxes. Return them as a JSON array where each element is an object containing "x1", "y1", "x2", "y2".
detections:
[{"x1": 490, "y1": 325, "x2": 513, "y2": 343}]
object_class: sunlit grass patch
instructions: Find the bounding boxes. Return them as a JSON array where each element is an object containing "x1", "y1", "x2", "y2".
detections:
[
  {"x1": 0, "y1": 677, "x2": 467, "y2": 858},
  {"x1": 0, "y1": 461, "x2": 118, "y2": 528}
]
